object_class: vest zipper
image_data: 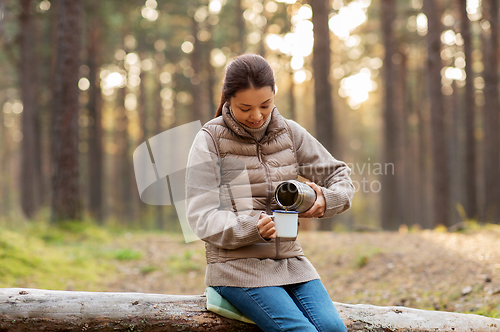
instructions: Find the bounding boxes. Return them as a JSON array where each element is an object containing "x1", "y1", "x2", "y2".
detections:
[{"x1": 256, "y1": 142, "x2": 280, "y2": 259}]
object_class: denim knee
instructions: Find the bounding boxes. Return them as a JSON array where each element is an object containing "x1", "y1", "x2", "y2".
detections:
[
  {"x1": 310, "y1": 311, "x2": 346, "y2": 332},
  {"x1": 320, "y1": 319, "x2": 347, "y2": 332}
]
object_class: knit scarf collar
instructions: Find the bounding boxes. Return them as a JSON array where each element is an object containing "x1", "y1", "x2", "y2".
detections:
[
  {"x1": 222, "y1": 103, "x2": 286, "y2": 143},
  {"x1": 228, "y1": 106, "x2": 272, "y2": 141}
]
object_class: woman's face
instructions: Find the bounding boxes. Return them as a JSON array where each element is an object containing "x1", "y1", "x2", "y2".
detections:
[{"x1": 230, "y1": 86, "x2": 274, "y2": 128}]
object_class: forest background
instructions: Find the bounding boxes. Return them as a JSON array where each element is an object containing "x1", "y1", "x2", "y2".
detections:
[
  {"x1": 0, "y1": 0, "x2": 500, "y2": 319},
  {"x1": 0, "y1": 0, "x2": 499, "y2": 234}
]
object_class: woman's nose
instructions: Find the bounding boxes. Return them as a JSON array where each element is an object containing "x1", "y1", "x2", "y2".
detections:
[{"x1": 249, "y1": 109, "x2": 262, "y2": 119}]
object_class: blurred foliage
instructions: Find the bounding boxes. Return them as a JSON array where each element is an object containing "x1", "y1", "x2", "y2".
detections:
[
  {"x1": 0, "y1": 221, "x2": 111, "y2": 290},
  {"x1": 353, "y1": 244, "x2": 382, "y2": 268},
  {"x1": 0, "y1": 216, "x2": 148, "y2": 290},
  {"x1": 110, "y1": 248, "x2": 143, "y2": 261},
  {"x1": 166, "y1": 248, "x2": 205, "y2": 274}
]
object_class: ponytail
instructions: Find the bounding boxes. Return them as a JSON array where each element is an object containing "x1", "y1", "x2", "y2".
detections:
[{"x1": 215, "y1": 93, "x2": 226, "y2": 118}]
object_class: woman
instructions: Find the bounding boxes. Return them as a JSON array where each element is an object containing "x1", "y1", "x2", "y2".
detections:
[{"x1": 186, "y1": 54, "x2": 353, "y2": 331}]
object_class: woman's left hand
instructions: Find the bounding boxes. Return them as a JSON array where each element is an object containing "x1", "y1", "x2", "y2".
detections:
[{"x1": 298, "y1": 182, "x2": 326, "y2": 219}]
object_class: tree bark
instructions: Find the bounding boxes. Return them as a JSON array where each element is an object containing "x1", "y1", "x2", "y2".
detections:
[
  {"x1": 380, "y1": 0, "x2": 400, "y2": 231},
  {"x1": 449, "y1": 79, "x2": 463, "y2": 226},
  {"x1": 415, "y1": 64, "x2": 433, "y2": 229},
  {"x1": 0, "y1": 96, "x2": 11, "y2": 217},
  {"x1": 310, "y1": 0, "x2": 336, "y2": 155},
  {"x1": 482, "y1": 0, "x2": 500, "y2": 224},
  {"x1": 86, "y1": 0, "x2": 104, "y2": 223},
  {"x1": 310, "y1": 0, "x2": 337, "y2": 232},
  {"x1": 458, "y1": 0, "x2": 477, "y2": 221},
  {"x1": 235, "y1": 0, "x2": 246, "y2": 53},
  {"x1": 191, "y1": 12, "x2": 204, "y2": 123},
  {"x1": 137, "y1": 52, "x2": 148, "y2": 222},
  {"x1": 0, "y1": 288, "x2": 499, "y2": 332},
  {"x1": 51, "y1": 0, "x2": 82, "y2": 221},
  {"x1": 0, "y1": 5, "x2": 6, "y2": 217},
  {"x1": 20, "y1": 0, "x2": 42, "y2": 219},
  {"x1": 422, "y1": 0, "x2": 450, "y2": 228},
  {"x1": 154, "y1": 72, "x2": 164, "y2": 230},
  {"x1": 397, "y1": 50, "x2": 411, "y2": 228},
  {"x1": 205, "y1": 21, "x2": 217, "y2": 118},
  {"x1": 138, "y1": 59, "x2": 147, "y2": 145},
  {"x1": 114, "y1": 86, "x2": 134, "y2": 224},
  {"x1": 289, "y1": 69, "x2": 296, "y2": 120}
]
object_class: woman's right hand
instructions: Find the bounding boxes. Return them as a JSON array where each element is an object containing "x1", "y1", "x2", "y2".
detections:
[{"x1": 257, "y1": 213, "x2": 276, "y2": 240}]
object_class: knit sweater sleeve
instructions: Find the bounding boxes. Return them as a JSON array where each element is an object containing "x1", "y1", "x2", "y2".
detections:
[
  {"x1": 286, "y1": 120, "x2": 355, "y2": 218},
  {"x1": 185, "y1": 130, "x2": 269, "y2": 250}
]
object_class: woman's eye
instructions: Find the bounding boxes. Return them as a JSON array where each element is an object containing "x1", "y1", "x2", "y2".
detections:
[
  {"x1": 241, "y1": 108, "x2": 250, "y2": 112},
  {"x1": 262, "y1": 106, "x2": 269, "y2": 109}
]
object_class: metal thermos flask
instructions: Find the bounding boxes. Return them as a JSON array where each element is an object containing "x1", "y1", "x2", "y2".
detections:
[{"x1": 274, "y1": 180, "x2": 317, "y2": 213}]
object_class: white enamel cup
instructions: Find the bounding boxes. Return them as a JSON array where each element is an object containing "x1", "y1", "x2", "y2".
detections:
[{"x1": 272, "y1": 210, "x2": 299, "y2": 238}]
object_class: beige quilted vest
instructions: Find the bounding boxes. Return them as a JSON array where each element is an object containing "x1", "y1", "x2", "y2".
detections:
[{"x1": 201, "y1": 105, "x2": 306, "y2": 263}]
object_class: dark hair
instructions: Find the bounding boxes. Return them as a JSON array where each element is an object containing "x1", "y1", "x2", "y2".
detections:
[{"x1": 215, "y1": 54, "x2": 275, "y2": 117}]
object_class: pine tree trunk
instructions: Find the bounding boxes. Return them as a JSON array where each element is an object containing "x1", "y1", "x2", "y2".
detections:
[
  {"x1": 289, "y1": 70, "x2": 296, "y2": 120},
  {"x1": 482, "y1": 0, "x2": 500, "y2": 224},
  {"x1": 20, "y1": 0, "x2": 42, "y2": 219},
  {"x1": 407, "y1": 65, "x2": 422, "y2": 229},
  {"x1": 51, "y1": 0, "x2": 82, "y2": 221},
  {"x1": 310, "y1": 0, "x2": 335, "y2": 155},
  {"x1": 459, "y1": 0, "x2": 477, "y2": 220},
  {"x1": 397, "y1": 52, "x2": 411, "y2": 228},
  {"x1": 191, "y1": 14, "x2": 204, "y2": 123},
  {"x1": 34, "y1": 11, "x2": 45, "y2": 210},
  {"x1": 310, "y1": 0, "x2": 336, "y2": 231},
  {"x1": 137, "y1": 54, "x2": 148, "y2": 222},
  {"x1": 381, "y1": 0, "x2": 400, "y2": 230},
  {"x1": 0, "y1": 96, "x2": 11, "y2": 217},
  {"x1": 449, "y1": 81, "x2": 462, "y2": 225},
  {"x1": 114, "y1": 86, "x2": 134, "y2": 224},
  {"x1": 154, "y1": 75, "x2": 164, "y2": 230},
  {"x1": 422, "y1": 0, "x2": 450, "y2": 228},
  {"x1": 139, "y1": 65, "x2": 147, "y2": 144},
  {"x1": 43, "y1": 0, "x2": 59, "y2": 208},
  {"x1": 86, "y1": 0, "x2": 104, "y2": 223},
  {"x1": 235, "y1": 0, "x2": 245, "y2": 53},
  {"x1": 205, "y1": 22, "x2": 217, "y2": 118},
  {"x1": 417, "y1": 71, "x2": 432, "y2": 229}
]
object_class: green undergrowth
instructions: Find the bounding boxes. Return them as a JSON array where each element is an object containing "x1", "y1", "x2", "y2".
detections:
[
  {"x1": 166, "y1": 248, "x2": 205, "y2": 274},
  {"x1": 474, "y1": 306, "x2": 500, "y2": 319},
  {"x1": 0, "y1": 219, "x2": 146, "y2": 291}
]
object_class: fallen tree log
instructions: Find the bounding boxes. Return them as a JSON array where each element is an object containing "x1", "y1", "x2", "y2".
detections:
[{"x1": 0, "y1": 288, "x2": 499, "y2": 331}]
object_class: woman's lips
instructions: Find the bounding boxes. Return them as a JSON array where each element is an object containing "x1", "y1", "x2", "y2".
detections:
[{"x1": 247, "y1": 119, "x2": 263, "y2": 127}]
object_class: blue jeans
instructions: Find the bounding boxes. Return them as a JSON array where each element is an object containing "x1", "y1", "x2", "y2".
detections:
[{"x1": 213, "y1": 279, "x2": 347, "y2": 332}]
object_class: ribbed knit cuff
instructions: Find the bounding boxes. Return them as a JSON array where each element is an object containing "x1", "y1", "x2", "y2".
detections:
[
  {"x1": 234, "y1": 211, "x2": 270, "y2": 245},
  {"x1": 320, "y1": 187, "x2": 351, "y2": 218}
]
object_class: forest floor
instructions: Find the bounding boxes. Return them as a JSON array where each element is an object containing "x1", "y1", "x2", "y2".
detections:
[{"x1": 104, "y1": 225, "x2": 500, "y2": 318}]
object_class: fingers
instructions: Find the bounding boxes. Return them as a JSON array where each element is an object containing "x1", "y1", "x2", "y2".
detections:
[
  {"x1": 257, "y1": 214, "x2": 276, "y2": 239},
  {"x1": 298, "y1": 182, "x2": 326, "y2": 219},
  {"x1": 306, "y1": 181, "x2": 323, "y2": 196},
  {"x1": 299, "y1": 207, "x2": 321, "y2": 219}
]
